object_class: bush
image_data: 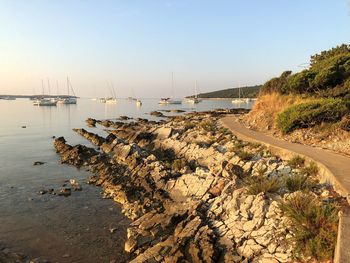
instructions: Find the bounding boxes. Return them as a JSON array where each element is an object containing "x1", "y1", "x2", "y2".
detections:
[
  {"x1": 279, "y1": 192, "x2": 339, "y2": 261},
  {"x1": 300, "y1": 162, "x2": 319, "y2": 177},
  {"x1": 245, "y1": 176, "x2": 282, "y2": 195},
  {"x1": 236, "y1": 150, "x2": 254, "y2": 161},
  {"x1": 277, "y1": 98, "x2": 348, "y2": 134},
  {"x1": 284, "y1": 174, "x2": 315, "y2": 192},
  {"x1": 200, "y1": 121, "x2": 216, "y2": 132},
  {"x1": 171, "y1": 159, "x2": 187, "y2": 172},
  {"x1": 287, "y1": 155, "x2": 305, "y2": 169}
]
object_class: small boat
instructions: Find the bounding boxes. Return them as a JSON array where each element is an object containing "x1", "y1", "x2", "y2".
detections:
[
  {"x1": 37, "y1": 98, "x2": 57, "y2": 106},
  {"x1": 187, "y1": 80, "x2": 201, "y2": 104},
  {"x1": 105, "y1": 97, "x2": 117, "y2": 104},
  {"x1": 61, "y1": 77, "x2": 77, "y2": 104},
  {"x1": 136, "y1": 99, "x2": 142, "y2": 106},
  {"x1": 232, "y1": 87, "x2": 246, "y2": 104},
  {"x1": 99, "y1": 98, "x2": 107, "y2": 103},
  {"x1": 159, "y1": 98, "x2": 182, "y2": 105},
  {"x1": 159, "y1": 72, "x2": 182, "y2": 105}
]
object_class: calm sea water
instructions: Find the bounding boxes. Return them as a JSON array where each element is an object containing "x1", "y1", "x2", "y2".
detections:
[{"x1": 0, "y1": 98, "x2": 252, "y2": 262}]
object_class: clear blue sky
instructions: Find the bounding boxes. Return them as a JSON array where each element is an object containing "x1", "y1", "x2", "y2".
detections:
[{"x1": 0, "y1": 0, "x2": 349, "y2": 97}]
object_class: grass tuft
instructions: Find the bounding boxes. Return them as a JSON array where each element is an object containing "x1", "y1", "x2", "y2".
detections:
[
  {"x1": 279, "y1": 192, "x2": 339, "y2": 261},
  {"x1": 300, "y1": 162, "x2": 319, "y2": 177},
  {"x1": 245, "y1": 176, "x2": 282, "y2": 195},
  {"x1": 284, "y1": 173, "x2": 315, "y2": 192},
  {"x1": 287, "y1": 155, "x2": 305, "y2": 169}
]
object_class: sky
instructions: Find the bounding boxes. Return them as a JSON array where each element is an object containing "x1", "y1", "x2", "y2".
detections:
[{"x1": 0, "y1": 0, "x2": 349, "y2": 98}]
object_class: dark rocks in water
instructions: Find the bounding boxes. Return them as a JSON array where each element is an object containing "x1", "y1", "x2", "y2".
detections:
[
  {"x1": 85, "y1": 118, "x2": 97, "y2": 127},
  {"x1": 170, "y1": 109, "x2": 185, "y2": 113},
  {"x1": 21, "y1": 126, "x2": 26, "y2": 128},
  {"x1": 38, "y1": 189, "x2": 47, "y2": 195},
  {"x1": 33, "y1": 161, "x2": 45, "y2": 166},
  {"x1": 150, "y1": 111, "x2": 164, "y2": 117},
  {"x1": 119, "y1": 115, "x2": 132, "y2": 120},
  {"x1": 58, "y1": 187, "x2": 71, "y2": 197}
]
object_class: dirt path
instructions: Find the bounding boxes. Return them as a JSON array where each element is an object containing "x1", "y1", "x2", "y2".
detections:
[{"x1": 221, "y1": 115, "x2": 350, "y2": 198}]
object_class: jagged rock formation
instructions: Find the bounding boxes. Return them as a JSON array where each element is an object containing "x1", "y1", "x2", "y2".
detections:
[{"x1": 53, "y1": 109, "x2": 332, "y2": 262}]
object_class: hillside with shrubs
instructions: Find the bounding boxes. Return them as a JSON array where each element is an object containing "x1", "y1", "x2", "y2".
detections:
[{"x1": 243, "y1": 44, "x2": 350, "y2": 155}]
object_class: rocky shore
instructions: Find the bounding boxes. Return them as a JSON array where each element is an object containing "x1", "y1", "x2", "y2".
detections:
[{"x1": 54, "y1": 109, "x2": 342, "y2": 262}]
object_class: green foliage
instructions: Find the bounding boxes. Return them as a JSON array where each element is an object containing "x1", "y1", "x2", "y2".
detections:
[
  {"x1": 287, "y1": 155, "x2": 305, "y2": 169},
  {"x1": 192, "y1": 85, "x2": 261, "y2": 98},
  {"x1": 236, "y1": 150, "x2": 254, "y2": 161},
  {"x1": 184, "y1": 121, "x2": 196, "y2": 130},
  {"x1": 279, "y1": 192, "x2": 339, "y2": 261},
  {"x1": 284, "y1": 174, "x2": 315, "y2": 192},
  {"x1": 277, "y1": 98, "x2": 349, "y2": 133},
  {"x1": 260, "y1": 44, "x2": 350, "y2": 98},
  {"x1": 300, "y1": 162, "x2": 319, "y2": 177},
  {"x1": 200, "y1": 121, "x2": 216, "y2": 132},
  {"x1": 245, "y1": 176, "x2": 282, "y2": 195},
  {"x1": 171, "y1": 158, "x2": 187, "y2": 172}
]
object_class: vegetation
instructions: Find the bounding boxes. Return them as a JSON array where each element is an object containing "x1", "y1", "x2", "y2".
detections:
[
  {"x1": 300, "y1": 162, "x2": 319, "y2": 177},
  {"x1": 235, "y1": 150, "x2": 254, "y2": 161},
  {"x1": 284, "y1": 173, "x2": 315, "y2": 192},
  {"x1": 200, "y1": 120, "x2": 216, "y2": 132},
  {"x1": 191, "y1": 85, "x2": 261, "y2": 98},
  {"x1": 287, "y1": 155, "x2": 305, "y2": 169},
  {"x1": 245, "y1": 176, "x2": 282, "y2": 195},
  {"x1": 277, "y1": 98, "x2": 349, "y2": 134},
  {"x1": 279, "y1": 192, "x2": 339, "y2": 261},
  {"x1": 261, "y1": 44, "x2": 350, "y2": 97},
  {"x1": 171, "y1": 158, "x2": 187, "y2": 172}
]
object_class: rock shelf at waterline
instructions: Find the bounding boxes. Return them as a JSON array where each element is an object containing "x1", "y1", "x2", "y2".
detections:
[{"x1": 53, "y1": 109, "x2": 342, "y2": 262}]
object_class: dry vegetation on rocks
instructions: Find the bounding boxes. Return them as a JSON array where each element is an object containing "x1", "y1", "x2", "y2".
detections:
[{"x1": 53, "y1": 110, "x2": 342, "y2": 262}]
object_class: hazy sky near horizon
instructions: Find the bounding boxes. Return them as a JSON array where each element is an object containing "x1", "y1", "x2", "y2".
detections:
[{"x1": 0, "y1": 0, "x2": 350, "y2": 98}]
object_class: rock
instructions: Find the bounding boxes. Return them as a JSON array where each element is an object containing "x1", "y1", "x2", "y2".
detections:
[
  {"x1": 58, "y1": 187, "x2": 71, "y2": 197},
  {"x1": 33, "y1": 161, "x2": 45, "y2": 166},
  {"x1": 125, "y1": 237, "x2": 137, "y2": 253},
  {"x1": 150, "y1": 111, "x2": 164, "y2": 117},
  {"x1": 85, "y1": 118, "x2": 97, "y2": 127}
]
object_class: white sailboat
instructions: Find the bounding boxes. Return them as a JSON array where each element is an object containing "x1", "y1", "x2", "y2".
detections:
[
  {"x1": 60, "y1": 77, "x2": 77, "y2": 104},
  {"x1": 159, "y1": 72, "x2": 182, "y2": 105},
  {"x1": 105, "y1": 82, "x2": 117, "y2": 104},
  {"x1": 34, "y1": 79, "x2": 57, "y2": 106},
  {"x1": 136, "y1": 99, "x2": 142, "y2": 106},
  {"x1": 187, "y1": 80, "x2": 200, "y2": 104},
  {"x1": 231, "y1": 87, "x2": 246, "y2": 104}
]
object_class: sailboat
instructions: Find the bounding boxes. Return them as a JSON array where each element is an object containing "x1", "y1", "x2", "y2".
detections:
[
  {"x1": 159, "y1": 72, "x2": 182, "y2": 105},
  {"x1": 136, "y1": 99, "x2": 142, "y2": 106},
  {"x1": 105, "y1": 82, "x2": 117, "y2": 104},
  {"x1": 60, "y1": 77, "x2": 77, "y2": 104},
  {"x1": 34, "y1": 79, "x2": 57, "y2": 106},
  {"x1": 231, "y1": 87, "x2": 246, "y2": 104},
  {"x1": 187, "y1": 80, "x2": 200, "y2": 104}
]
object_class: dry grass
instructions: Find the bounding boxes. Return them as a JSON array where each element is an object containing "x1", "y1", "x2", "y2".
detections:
[{"x1": 243, "y1": 92, "x2": 312, "y2": 130}]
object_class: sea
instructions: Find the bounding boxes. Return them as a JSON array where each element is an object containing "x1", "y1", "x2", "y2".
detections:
[{"x1": 0, "y1": 98, "x2": 253, "y2": 262}]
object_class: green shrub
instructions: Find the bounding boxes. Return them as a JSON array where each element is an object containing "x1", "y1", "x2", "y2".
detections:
[
  {"x1": 287, "y1": 155, "x2": 305, "y2": 169},
  {"x1": 279, "y1": 192, "x2": 339, "y2": 261},
  {"x1": 277, "y1": 98, "x2": 348, "y2": 134},
  {"x1": 284, "y1": 174, "x2": 315, "y2": 192},
  {"x1": 171, "y1": 159, "x2": 187, "y2": 172},
  {"x1": 200, "y1": 121, "x2": 216, "y2": 132},
  {"x1": 300, "y1": 162, "x2": 319, "y2": 177},
  {"x1": 245, "y1": 176, "x2": 282, "y2": 195},
  {"x1": 236, "y1": 150, "x2": 254, "y2": 161},
  {"x1": 184, "y1": 122, "x2": 196, "y2": 130}
]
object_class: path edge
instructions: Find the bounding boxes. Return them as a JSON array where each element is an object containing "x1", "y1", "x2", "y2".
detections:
[{"x1": 219, "y1": 116, "x2": 350, "y2": 263}]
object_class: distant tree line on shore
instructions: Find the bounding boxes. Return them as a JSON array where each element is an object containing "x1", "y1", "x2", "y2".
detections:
[{"x1": 190, "y1": 85, "x2": 261, "y2": 98}]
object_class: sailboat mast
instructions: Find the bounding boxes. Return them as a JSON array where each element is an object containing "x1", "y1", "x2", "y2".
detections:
[
  {"x1": 41, "y1": 79, "x2": 45, "y2": 96},
  {"x1": 56, "y1": 81, "x2": 59, "y2": 96},
  {"x1": 67, "y1": 77, "x2": 70, "y2": 97},
  {"x1": 47, "y1": 79, "x2": 51, "y2": 96},
  {"x1": 195, "y1": 80, "x2": 198, "y2": 99},
  {"x1": 171, "y1": 72, "x2": 174, "y2": 98}
]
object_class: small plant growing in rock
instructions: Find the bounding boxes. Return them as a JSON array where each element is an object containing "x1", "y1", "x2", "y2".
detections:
[
  {"x1": 171, "y1": 159, "x2": 187, "y2": 172},
  {"x1": 284, "y1": 173, "x2": 315, "y2": 192},
  {"x1": 300, "y1": 162, "x2": 319, "y2": 177},
  {"x1": 200, "y1": 121, "x2": 216, "y2": 132},
  {"x1": 287, "y1": 155, "x2": 305, "y2": 168},
  {"x1": 245, "y1": 176, "x2": 282, "y2": 195},
  {"x1": 184, "y1": 122, "x2": 196, "y2": 130},
  {"x1": 279, "y1": 192, "x2": 339, "y2": 261},
  {"x1": 236, "y1": 150, "x2": 254, "y2": 161},
  {"x1": 255, "y1": 166, "x2": 268, "y2": 177}
]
